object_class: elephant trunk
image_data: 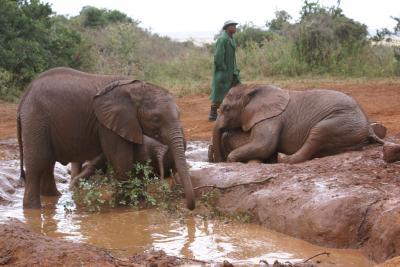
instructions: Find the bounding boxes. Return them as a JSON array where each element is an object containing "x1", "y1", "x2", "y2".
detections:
[
  {"x1": 167, "y1": 126, "x2": 195, "y2": 210},
  {"x1": 211, "y1": 119, "x2": 224, "y2": 162}
]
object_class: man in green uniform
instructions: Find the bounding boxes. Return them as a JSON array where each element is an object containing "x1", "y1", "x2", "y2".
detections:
[{"x1": 208, "y1": 20, "x2": 241, "y2": 121}]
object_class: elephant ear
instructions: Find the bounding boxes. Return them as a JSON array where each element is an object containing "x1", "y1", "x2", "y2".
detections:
[
  {"x1": 93, "y1": 79, "x2": 143, "y2": 144},
  {"x1": 241, "y1": 85, "x2": 290, "y2": 131}
]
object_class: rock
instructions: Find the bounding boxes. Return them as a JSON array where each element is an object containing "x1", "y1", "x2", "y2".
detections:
[{"x1": 383, "y1": 143, "x2": 400, "y2": 163}]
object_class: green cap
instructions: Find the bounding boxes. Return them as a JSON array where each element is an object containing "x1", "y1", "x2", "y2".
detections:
[{"x1": 222, "y1": 20, "x2": 238, "y2": 30}]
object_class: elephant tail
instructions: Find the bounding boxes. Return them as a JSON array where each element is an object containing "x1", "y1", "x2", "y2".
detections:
[{"x1": 17, "y1": 113, "x2": 26, "y2": 181}]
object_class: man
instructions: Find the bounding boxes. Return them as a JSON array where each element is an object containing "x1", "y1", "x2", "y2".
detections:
[{"x1": 208, "y1": 20, "x2": 241, "y2": 121}]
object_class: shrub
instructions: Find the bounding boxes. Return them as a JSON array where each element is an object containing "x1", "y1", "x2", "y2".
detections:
[{"x1": 72, "y1": 162, "x2": 183, "y2": 212}]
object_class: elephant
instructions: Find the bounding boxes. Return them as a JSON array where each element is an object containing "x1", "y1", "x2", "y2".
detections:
[
  {"x1": 208, "y1": 129, "x2": 277, "y2": 163},
  {"x1": 210, "y1": 84, "x2": 384, "y2": 164},
  {"x1": 69, "y1": 134, "x2": 178, "y2": 189},
  {"x1": 209, "y1": 122, "x2": 387, "y2": 163},
  {"x1": 17, "y1": 67, "x2": 195, "y2": 210}
]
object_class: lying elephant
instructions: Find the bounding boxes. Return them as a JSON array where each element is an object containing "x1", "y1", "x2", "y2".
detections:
[
  {"x1": 17, "y1": 67, "x2": 194, "y2": 209},
  {"x1": 211, "y1": 84, "x2": 385, "y2": 164},
  {"x1": 69, "y1": 135, "x2": 179, "y2": 189},
  {"x1": 209, "y1": 122, "x2": 387, "y2": 163}
]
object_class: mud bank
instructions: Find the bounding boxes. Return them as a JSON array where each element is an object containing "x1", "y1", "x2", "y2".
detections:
[
  {"x1": 190, "y1": 135, "x2": 400, "y2": 264},
  {"x1": 0, "y1": 220, "x2": 203, "y2": 266}
]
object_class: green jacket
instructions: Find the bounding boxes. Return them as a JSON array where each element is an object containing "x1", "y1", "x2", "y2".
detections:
[{"x1": 210, "y1": 31, "x2": 240, "y2": 103}]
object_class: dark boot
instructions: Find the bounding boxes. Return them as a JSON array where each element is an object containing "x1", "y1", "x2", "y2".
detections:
[{"x1": 208, "y1": 105, "x2": 218, "y2": 121}]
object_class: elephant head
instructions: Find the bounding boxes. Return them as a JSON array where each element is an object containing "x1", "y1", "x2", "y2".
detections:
[
  {"x1": 212, "y1": 84, "x2": 290, "y2": 162},
  {"x1": 93, "y1": 80, "x2": 195, "y2": 210}
]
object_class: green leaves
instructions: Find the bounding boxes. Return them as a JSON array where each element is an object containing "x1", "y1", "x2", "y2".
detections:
[
  {"x1": 0, "y1": 1, "x2": 90, "y2": 100},
  {"x1": 72, "y1": 162, "x2": 183, "y2": 212}
]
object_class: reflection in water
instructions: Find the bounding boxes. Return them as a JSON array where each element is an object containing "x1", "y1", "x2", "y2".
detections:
[{"x1": 0, "y1": 143, "x2": 375, "y2": 266}]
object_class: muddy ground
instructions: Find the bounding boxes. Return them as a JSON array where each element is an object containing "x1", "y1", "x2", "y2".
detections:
[{"x1": 1, "y1": 80, "x2": 400, "y2": 266}]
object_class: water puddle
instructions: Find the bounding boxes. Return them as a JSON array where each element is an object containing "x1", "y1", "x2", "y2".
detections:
[{"x1": 0, "y1": 141, "x2": 374, "y2": 266}]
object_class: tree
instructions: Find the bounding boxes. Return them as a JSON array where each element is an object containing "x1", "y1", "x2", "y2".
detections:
[
  {"x1": 293, "y1": 0, "x2": 367, "y2": 69},
  {"x1": 266, "y1": 10, "x2": 292, "y2": 32},
  {"x1": 80, "y1": 6, "x2": 134, "y2": 28},
  {"x1": 0, "y1": 0, "x2": 90, "y2": 99},
  {"x1": 234, "y1": 23, "x2": 272, "y2": 48}
]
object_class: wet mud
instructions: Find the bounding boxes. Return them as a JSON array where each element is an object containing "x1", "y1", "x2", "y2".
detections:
[
  {"x1": 190, "y1": 136, "x2": 400, "y2": 264},
  {"x1": 0, "y1": 140, "x2": 375, "y2": 266}
]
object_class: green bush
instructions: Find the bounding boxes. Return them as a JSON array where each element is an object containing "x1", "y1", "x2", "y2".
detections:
[
  {"x1": 72, "y1": 162, "x2": 183, "y2": 212},
  {"x1": 0, "y1": 1, "x2": 91, "y2": 100}
]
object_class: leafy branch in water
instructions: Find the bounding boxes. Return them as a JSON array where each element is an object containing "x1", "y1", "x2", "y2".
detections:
[{"x1": 72, "y1": 161, "x2": 183, "y2": 212}]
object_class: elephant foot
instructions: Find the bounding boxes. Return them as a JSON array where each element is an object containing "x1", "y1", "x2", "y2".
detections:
[
  {"x1": 278, "y1": 154, "x2": 304, "y2": 164},
  {"x1": 23, "y1": 198, "x2": 42, "y2": 209},
  {"x1": 40, "y1": 185, "x2": 61, "y2": 197},
  {"x1": 41, "y1": 189, "x2": 61, "y2": 197},
  {"x1": 247, "y1": 159, "x2": 262, "y2": 164}
]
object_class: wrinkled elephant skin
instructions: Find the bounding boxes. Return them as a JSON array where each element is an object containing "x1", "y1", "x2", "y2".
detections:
[
  {"x1": 211, "y1": 84, "x2": 384, "y2": 164},
  {"x1": 17, "y1": 67, "x2": 195, "y2": 210}
]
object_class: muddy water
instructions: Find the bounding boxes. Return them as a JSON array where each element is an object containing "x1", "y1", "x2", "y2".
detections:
[{"x1": 0, "y1": 141, "x2": 374, "y2": 266}]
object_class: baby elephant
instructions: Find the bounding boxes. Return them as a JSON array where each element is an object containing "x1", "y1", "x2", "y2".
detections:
[
  {"x1": 70, "y1": 135, "x2": 175, "y2": 189},
  {"x1": 208, "y1": 129, "x2": 278, "y2": 163},
  {"x1": 209, "y1": 122, "x2": 387, "y2": 163},
  {"x1": 211, "y1": 84, "x2": 385, "y2": 164}
]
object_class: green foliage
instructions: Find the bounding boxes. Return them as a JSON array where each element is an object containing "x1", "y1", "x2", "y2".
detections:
[
  {"x1": 73, "y1": 162, "x2": 184, "y2": 212},
  {"x1": 80, "y1": 6, "x2": 134, "y2": 28},
  {"x1": 0, "y1": 0, "x2": 90, "y2": 100},
  {"x1": 293, "y1": 1, "x2": 368, "y2": 72},
  {"x1": 234, "y1": 23, "x2": 272, "y2": 48},
  {"x1": 266, "y1": 10, "x2": 292, "y2": 33},
  {"x1": 0, "y1": 68, "x2": 18, "y2": 101}
]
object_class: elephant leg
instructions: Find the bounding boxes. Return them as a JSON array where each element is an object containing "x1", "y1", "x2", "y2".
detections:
[
  {"x1": 23, "y1": 129, "x2": 55, "y2": 208},
  {"x1": 40, "y1": 161, "x2": 60, "y2": 196},
  {"x1": 99, "y1": 126, "x2": 134, "y2": 180},
  {"x1": 70, "y1": 162, "x2": 82, "y2": 178},
  {"x1": 227, "y1": 125, "x2": 279, "y2": 163},
  {"x1": 69, "y1": 154, "x2": 107, "y2": 189},
  {"x1": 23, "y1": 168, "x2": 42, "y2": 208},
  {"x1": 280, "y1": 118, "x2": 347, "y2": 164}
]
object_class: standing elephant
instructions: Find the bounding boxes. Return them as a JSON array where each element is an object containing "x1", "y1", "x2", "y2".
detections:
[
  {"x1": 69, "y1": 134, "x2": 178, "y2": 189},
  {"x1": 17, "y1": 67, "x2": 195, "y2": 209},
  {"x1": 211, "y1": 84, "x2": 384, "y2": 163}
]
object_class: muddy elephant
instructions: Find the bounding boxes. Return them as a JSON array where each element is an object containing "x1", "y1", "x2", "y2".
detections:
[
  {"x1": 208, "y1": 129, "x2": 278, "y2": 163},
  {"x1": 17, "y1": 67, "x2": 195, "y2": 209},
  {"x1": 209, "y1": 122, "x2": 387, "y2": 163},
  {"x1": 69, "y1": 135, "x2": 179, "y2": 189},
  {"x1": 211, "y1": 84, "x2": 384, "y2": 164}
]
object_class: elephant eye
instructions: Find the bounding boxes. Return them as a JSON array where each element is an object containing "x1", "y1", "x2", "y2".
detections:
[{"x1": 223, "y1": 105, "x2": 230, "y2": 112}]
